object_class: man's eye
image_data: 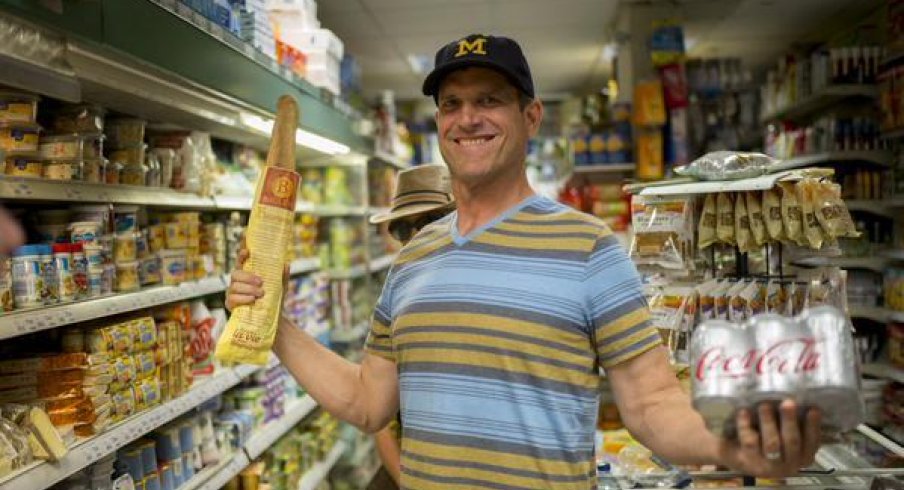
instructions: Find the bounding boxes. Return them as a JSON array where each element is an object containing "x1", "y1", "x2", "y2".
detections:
[
  {"x1": 479, "y1": 96, "x2": 499, "y2": 106},
  {"x1": 441, "y1": 100, "x2": 459, "y2": 111}
]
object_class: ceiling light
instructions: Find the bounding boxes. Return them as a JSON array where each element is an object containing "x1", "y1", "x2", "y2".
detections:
[
  {"x1": 239, "y1": 112, "x2": 350, "y2": 155},
  {"x1": 406, "y1": 54, "x2": 433, "y2": 75}
]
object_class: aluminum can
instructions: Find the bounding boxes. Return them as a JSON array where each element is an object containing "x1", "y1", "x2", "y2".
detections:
[{"x1": 691, "y1": 320, "x2": 751, "y2": 436}]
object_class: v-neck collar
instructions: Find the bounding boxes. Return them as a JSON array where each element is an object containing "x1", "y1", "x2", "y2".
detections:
[{"x1": 450, "y1": 194, "x2": 541, "y2": 246}]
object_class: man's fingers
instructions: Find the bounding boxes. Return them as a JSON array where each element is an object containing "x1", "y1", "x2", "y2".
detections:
[
  {"x1": 230, "y1": 281, "x2": 264, "y2": 298},
  {"x1": 778, "y1": 400, "x2": 802, "y2": 462},
  {"x1": 736, "y1": 408, "x2": 761, "y2": 454},
  {"x1": 800, "y1": 408, "x2": 822, "y2": 467},
  {"x1": 237, "y1": 248, "x2": 250, "y2": 268},
  {"x1": 757, "y1": 402, "x2": 782, "y2": 462},
  {"x1": 226, "y1": 294, "x2": 258, "y2": 311},
  {"x1": 231, "y1": 269, "x2": 262, "y2": 286}
]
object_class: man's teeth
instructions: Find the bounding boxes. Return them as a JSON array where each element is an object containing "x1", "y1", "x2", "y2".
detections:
[{"x1": 460, "y1": 137, "x2": 491, "y2": 146}]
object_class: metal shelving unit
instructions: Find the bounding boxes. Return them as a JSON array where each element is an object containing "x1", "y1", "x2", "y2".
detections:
[
  {"x1": 0, "y1": 367, "x2": 259, "y2": 490},
  {"x1": 297, "y1": 441, "x2": 347, "y2": 490},
  {"x1": 769, "y1": 151, "x2": 893, "y2": 172},
  {"x1": 760, "y1": 84, "x2": 878, "y2": 123},
  {"x1": 0, "y1": 275, "x2": 226, "y2": 341},
  {"x1": 861, "y1": 361, "x2": 904, "y2": 384},
  {"x1": 573, "y1": 163, "x2": 635, "y2": 174}
]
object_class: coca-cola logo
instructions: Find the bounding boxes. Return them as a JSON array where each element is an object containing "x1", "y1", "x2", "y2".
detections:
[{"x1": 696, "y1": 337, "x2": 822, "y2": 381}]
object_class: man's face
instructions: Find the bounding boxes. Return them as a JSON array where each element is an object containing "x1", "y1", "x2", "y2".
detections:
[{"x1": 435, "y1": 67, "x2": 542, "y2": 186}]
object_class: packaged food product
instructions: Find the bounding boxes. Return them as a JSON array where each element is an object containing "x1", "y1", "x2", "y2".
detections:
[
  {"x1": 814, "y1": 181, "x2": 859, "y2": 239},
  {"x1": 139, "y1": 256, "x2": 161, "y2": 286},
  {"x1": 52, "y1": 104, "x2": 105, "y2": 133},
  {"x1": 110, "y1": 356, "x2": 137, "y2": 388},
  {"x1": 115, "y1": 261, "x2": 139, "y2": 292},
  {"x1": 106, "y1": 118, "x2": 146, "y2": 148},
  {"x1": 43, "y1": 159, "x2": 79, "y2": 180},
  {"x1": 82, "y1": 158, "x2": 106, "y2": 183},
  {"x1": 134, "y1": 317, "x2": 158, "y2": 351},
  {"x1": 628, "y1": 195, "x2": 694, "y2": 270},
  {"x1": 106, "y1": 161, "x2": 122, "y2": 184},
  {"x1": 69, "y1": 221, "x2": 103, "y2": 244},
  {"x1": 164, "y1": 222, "x2": 188, "y2": 249},
  {"x1": 796, "y1": 179, "x2": 824, "y2": 249},
  {"x1": 114, "y1": 233, "x2": 138, "y2": 263},
  {"x1": 734, "y1": 191, "x2": 751, "y2": 252},
  {"x1": 675, "y1": 151, "x2": 777, "y2": 181},
  {"x1": 778, "y1": 182, "x2": 803, "y2": 245},
  {"x1": 82, "y1": 244, "x2": 103, "y2": 270},
  {"x1": 134, "y1": 352, "x2": 156, "y2": 380},
  {"x1": 0, "y1": 124, "x2": 41, "y2": 152},
  {"x1": 135, "y1": 379, "x2": 161, "y2": 410},
  {"x1": 150, "y1": 148, "x2": 176, "y2": 188},
  {"x1": 712, "y1": 280, "x2": 732, "y2": 320},
  {"x1": 111, "y1": 388, "x2": 136, "y2": 419},
  {"x1": 727, "y1": 279, "x2": 749, "y2": 322},
  {"x1": 160, "y1": 250, "x2": 187, "y2": 286},
  {"x1": 52, "y1": 243, "x2": 76, "y2": 303},
  {"x1": 4, "y1": 153, "x2": 42, "y2": 177},
  {"x1": 82, "y1": 133, "x2": 104, "y2": 159},
  {"x1": 762, "y1": 188, "x2": 784, "y2": 241},
  {"x1": 216, "y1": 96, "x2": 300, "y2": 366},
  {"x1": 11, "y1": 244, "x2": 44, "y2": 309},
  {"x1": 0, "y1": 256, "x2": 12, "y2": 312},
  {"x1": 716, "y1": 193, "x2": 735, "y2": 245},
  {"x1": 745, "y1": 192, "x2": 766, "y2": 246},
  {"x1": 0, "y1": 417, "x2": 33, "y2": 472},
  {"x1": 697, "y1": 193, "x2": 717, "y2": 249},
  {"x1": 87, "y1": 267, "x2": 103, "y2": 297},
  {"x1": 0, "y1": 91, "x2": 39, "y2": 124},
  {"x1": 121, "y1": 163, "x2": 148, "y2": 186},
  {"x1": 38, "y1": 134, "x2": 83, "y2": 160},
  {"x1": 23, "y1": 407, "x2": 68, "y2": 461}
]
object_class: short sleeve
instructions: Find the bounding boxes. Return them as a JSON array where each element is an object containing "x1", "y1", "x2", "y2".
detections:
[
  {"x1": 365, "y1": 267, "x2": 396, "y2": 362},
  {"x1": 585, "y1": 234, "x2": 661, "y2": 368}
]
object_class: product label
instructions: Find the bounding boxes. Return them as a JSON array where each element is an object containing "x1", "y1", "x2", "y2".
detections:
[
  {"x1": 12, "y1": 258, "x2": 42, "y2": 307},
  {"x1": 258, "y1": 167, "x2": 299, "y2": 211}
]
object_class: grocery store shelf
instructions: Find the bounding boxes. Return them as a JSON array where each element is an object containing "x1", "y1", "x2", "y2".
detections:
[
  {"x1": 760, "y1": 84, "x2": 878, "y2": 123},
  {"x1": 327, "y1": 264, "x2": 368, "y2": 280},
  {"x1": 845, "y1": 200, "x2": 899, "y2": 218},
  {"x1": 861, "y1": 362, "x2": 904, "y2": 384},
  {"x1": 297, "y1": 441, "x2": 348, "y2": 490},
  {"x1": 181, "y1": 451, "x2": 249, "y2": 490},
  {"x1": 311, "y1": 204, "x2": 369, "y2": 217},
  {"x1": 0, "y1": 276, "x2": 226, "y2": 341},
  {"x1": 245, "y1": 396, "x2": 318, "y2": 459},
  {"x1": 883, "y1": 249, "x2": 904, "y2": 261},
  {"x1": 368, "y1": 254, "x2": 396, "y2": 273},
  {"x1": 0, "y1": 367, "x2": 254, "y2": 490},
  {"x1": 880, "y1": 127, "x2": 904, "y2": 140},
  {"x1": 631, "y1": 168, "x2": 831, "y2": 196},
  {"x1": 0, "y1": 176, "x2": 217, "y2": 209},
  {"x1": 289, "y1": 257, "x2": 321, "y2": 276},
  {"x1": 769, "y1": 151, "x2": 893, "y2": 172},
  {"x1": 792, "y1": 256, "x2": 888, "y2": 272},
  {"x1": 856, "y1": 424, "x2": 904, "y2": 458},
  {"x1": 371, "y1": 151, "x2": 410, "y2": 170},
  {"x1": 573, "y1": 163, "x2": 635, "y2": 174},
  {"x1": 849, "y1": 305, "x2": 904, "y2": 324},
  {"x1": 212, "y1": 195, "x2": 254, "y2": 211}
]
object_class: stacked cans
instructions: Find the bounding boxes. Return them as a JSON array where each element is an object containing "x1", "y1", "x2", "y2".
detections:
[{"x1": 691, "y1": 305, "x2": 863, "y2": 437}]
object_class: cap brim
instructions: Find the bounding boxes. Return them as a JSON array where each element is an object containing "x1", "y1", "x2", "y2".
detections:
[
  {"x1": 369, "y1": 201, "x2": 456, "y2": 225},
  {"x1": 422, "y1": 58, "x2": 526, "y2": 97}
]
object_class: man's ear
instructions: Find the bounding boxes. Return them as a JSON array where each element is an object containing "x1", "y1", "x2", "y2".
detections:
[{"x1": 525, "y1": 99, "x2": 544, "y2": 137}]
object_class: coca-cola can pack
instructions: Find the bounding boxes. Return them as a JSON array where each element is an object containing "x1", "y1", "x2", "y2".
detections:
[{"x1": 691, "y1": 305, "x2": 863, "y2": 437}]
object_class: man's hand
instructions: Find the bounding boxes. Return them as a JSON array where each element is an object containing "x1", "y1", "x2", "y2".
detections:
[
  {"x1": 717, "y1": 401, "x2": 821, "y2": 478},
  {"x1": 225, "y1": 243, "x2": 289, "y2": 312}
]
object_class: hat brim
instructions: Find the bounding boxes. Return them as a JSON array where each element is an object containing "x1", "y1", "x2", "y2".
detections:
[
  {"x1": 369, "y1": 201, "x2": 456, "y2": 225},
  {"x1": 422, "y1": 58, "x2": 530, "y2": 98}
]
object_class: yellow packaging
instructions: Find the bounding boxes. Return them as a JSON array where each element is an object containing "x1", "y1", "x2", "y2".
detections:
[
  {"x1": 779, "y1": 182, "x2": 803, "y2": 245},
  {"x1": 735, "y1": 192, "x2": 751, "y2": 252},
  {"x1": 215, "y1": 95, "x2": 300, "y2": 365},
  {"x1": 697, "y1": 194, "x2": 717, "y2": 249},
  {"x1": 762, "y1": 188, "x2": 784, "y2": 241},
  {"x1": 745, "y1": 192, "x2": 766, "y2": 246},
  {"x1": 796, "y1": 179, "x2": 823, "y2": 249},
  {"x1": 716, "y1": 193, "x2": 735, "y2": 245}
]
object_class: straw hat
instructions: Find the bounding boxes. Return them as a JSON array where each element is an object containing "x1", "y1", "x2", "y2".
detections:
[{"x1": 369, "y1": 164, "x2": 455, "y2": 225}]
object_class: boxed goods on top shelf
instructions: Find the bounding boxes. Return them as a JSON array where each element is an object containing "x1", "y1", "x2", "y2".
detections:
[
  {"x1": 559, "y1": 180, "x2": 630, "y2": 233},
  {"x1": 765, "y1": 114, "x2": 885, "y2": 160}
]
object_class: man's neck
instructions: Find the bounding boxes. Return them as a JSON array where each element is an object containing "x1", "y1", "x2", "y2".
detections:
[{"x1": 452, "y1": 171, "x2": 535, "y2": 237}]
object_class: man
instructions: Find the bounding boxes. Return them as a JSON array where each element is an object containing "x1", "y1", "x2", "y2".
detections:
[
  {"x1": 368, "y1": 164, "x2": 456, "y2": 490},
  {"x1": 227, "y1": 34, "x2": 820, "y2": 489}
]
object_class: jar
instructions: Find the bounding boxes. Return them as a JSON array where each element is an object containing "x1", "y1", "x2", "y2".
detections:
[
  {"x1": 159, "y1": 250, "x2": 187, "y2": 286},
  {"x1": 150, "y1": 148, "x2": 175, "y2": 188},
  {"x1": 11, "y1": 245, "x2": 44, "y2": 309},
  {"x1": 120, "y1": 163, "x2": 147, "y2": 186},
  {"x1": 109, "y1": 144, "x2": 146, "y2": 167},
  {"x1": 82, "y1": 133, "x2": 104, "y2": 159},
  {"x1": 87, "y1": 267, "x2": 103, "y2": 298},
  {"x1": 105, "y1": 118, "x2": 146, "y2": 148},
  {"x1": 0, "y1": 255, "x2": 12, "y2": 312},
  {"x1": 145, "y1": 152, "x2": 160, "y2": 187},
  {"x1": 0, "y1": 91, "x2": 39, "y2": 124},
  {"x1": 103, "y1": 263, "x2": 117, "y2": 294},
  {"x1": 43, "y1": 160, "x2": 80, "y2": 181},
  {"x1": 82, "y1": 243, "x2": 104, "y2": 269},
  {"x1": 71, "y1": 243, "x2": 88, "y2": 299},
  {"x1": 0, "y1": 124, "x2": 41, "y2": 152},
  {"x1": 39, "y1": 244, "x2": 55, "y2": 304},
  {"x1": 82, "y1": 158, "x2": 106, "y2": 183},
  {"x1": 4, "y1": 153, "x2": 42, "y2": 177},
  {"x1": 52, "y1": 104, "x2": 105, "y2": 133},
  {"x1": 39, "y1": 134, "x2": 83, "y2": 160},
  {"x1": 105, "y1": 161, "x2": 123, "y2": 185},
  {"x1": 52, "y1": 243, "x2": 76, "y2": 303}
]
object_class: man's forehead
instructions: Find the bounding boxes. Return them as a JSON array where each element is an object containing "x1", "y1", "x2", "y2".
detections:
[{"x1": 437, "y1": 68, "x2": 516, "y2": 97}]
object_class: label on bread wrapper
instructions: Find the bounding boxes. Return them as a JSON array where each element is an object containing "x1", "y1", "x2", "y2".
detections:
[{"x1": 215, "y1": 167, "x2": 300, "y2": 365}]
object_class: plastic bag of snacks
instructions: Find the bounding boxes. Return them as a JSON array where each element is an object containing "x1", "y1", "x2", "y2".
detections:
[
  {"x1": 629, "y1": 195, "x2": 694, "y2": 270},
  {"x1": 697, "y1": 194, "x2": 717, "y2": 250},
  {"x1": 674, "y1": 151, "x2": 778, "y2": 181},
  {"x1": 216, "y1": 96, "x2": 300, "y2": 366},
  {"x1": 716, "y1": 193, "x2": 735, "y2": 245}
]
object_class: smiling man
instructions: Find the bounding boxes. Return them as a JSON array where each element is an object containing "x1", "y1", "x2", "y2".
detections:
[{"x1": 226, "y1": 34, "x2": 822, "y2": 490}]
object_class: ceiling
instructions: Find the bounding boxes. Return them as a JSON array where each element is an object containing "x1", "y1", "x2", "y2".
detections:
[{"x1": 317, "y1": 0, "x2": 884, "y2": 102}]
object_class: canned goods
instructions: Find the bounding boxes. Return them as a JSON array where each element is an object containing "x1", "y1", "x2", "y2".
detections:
[
  {"x1": 52, "y1": 243, "x2": 76, "y2": 302},
  {"x1": 11, "y1": 245, "x2": 45, "y2": 309}
]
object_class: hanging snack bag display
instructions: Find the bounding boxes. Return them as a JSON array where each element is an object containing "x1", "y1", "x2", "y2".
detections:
[
  {"x1": 778, "y1": 182, "x2": 803, "y2": 246},
  {"x1": 745, "y1": 192, "x2": 766, "y2": 247},
  {"x1": 697, "y1": 193, "x2": 717, "y2": 249},
  {"x1": 215, "y1": 96, "x2": 300, "y2": 366},
  {"x1": 814, "y1": 181, "x2": 859, "y2": 239},
  {"x1": 796, "y1": 179, "x2": 825, "y2": 250},
  {"x1": 734, "y1": 192, "x2": 752, "y2": 252},
  {"x1": 716, "y1": 193, "x2": 735, "y2": 245},
  {"x1": 762, "y1": 187, "x2": 784, "y2": 242}
]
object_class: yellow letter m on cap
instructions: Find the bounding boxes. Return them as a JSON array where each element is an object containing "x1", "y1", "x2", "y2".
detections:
[{"x1": 455, "y1": 37, "x2": 487, "y2": 57}]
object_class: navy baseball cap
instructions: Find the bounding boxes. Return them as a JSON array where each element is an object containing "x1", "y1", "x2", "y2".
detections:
[{"x1": 422, "y1": 34, "x2": 535, "y2": 100}]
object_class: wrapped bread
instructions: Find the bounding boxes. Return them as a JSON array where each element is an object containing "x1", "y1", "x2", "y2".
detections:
[{"x1": 215, "y1": 96, "x2": 301, "y2": 365}]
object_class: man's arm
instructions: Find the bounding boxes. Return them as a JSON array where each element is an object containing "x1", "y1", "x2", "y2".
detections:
[
  {"x1": 374, "y1": 424, "x2": 402, "y2": 486},
  {"x1": 272, "y1": 317, "x2": 399, "y2": 433},
  {"x1": 606, "y1": 345, "x2": 719, "y2": 465}
]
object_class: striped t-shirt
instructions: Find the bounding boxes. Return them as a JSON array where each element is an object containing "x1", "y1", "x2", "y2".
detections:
[{"x1": 365, "y1": 195, "x2": 660, "y2": 490}]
